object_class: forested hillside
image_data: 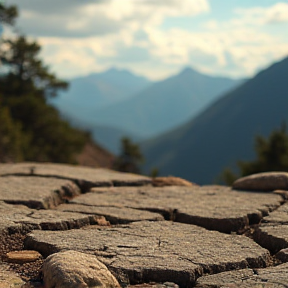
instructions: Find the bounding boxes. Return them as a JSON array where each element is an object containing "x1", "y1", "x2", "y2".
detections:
[
  {"x1": 0, "y1": 3, "x2": 97, "y2": 164},
  {"x1": 142, "y1": 56, "x2": 288, "y2": 184}
]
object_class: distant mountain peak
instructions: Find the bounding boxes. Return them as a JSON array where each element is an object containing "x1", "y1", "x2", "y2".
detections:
[{"x1": 178, "y1": 66, "x2": 203, "y2": 77}]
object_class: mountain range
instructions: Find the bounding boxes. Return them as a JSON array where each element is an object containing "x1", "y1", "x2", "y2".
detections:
[
  {"x1": 91, "y1": 68, "x2": 242, "y2": 138},
  {"x1": 142, "y1": 56, "x2": 288, "y2": 184},
  {"x1": 51, "y1": 67, "x2": 242, "y2": 153},
  {"x1": 50, "y1": 68, "x2": 152, "y2": 124}
]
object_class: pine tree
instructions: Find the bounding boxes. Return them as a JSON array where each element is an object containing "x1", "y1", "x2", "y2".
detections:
[
  {"x1": 113, "y1": 137, "x2": 144, "y2": 174},
  {"x1": 0, "y1": 3, "x2": 88, "y2": 163},
  {"x1": 222, "y1": 125, "x2": 288, "y2": 185}
]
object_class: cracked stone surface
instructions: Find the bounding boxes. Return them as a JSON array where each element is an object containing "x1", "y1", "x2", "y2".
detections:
[
  {"x1": 25, "y1": 221, "x2": 271, "y2": 287},
  {"x1": 71, "y1": 185, "x2": 283, "y2": 233},
  {"x1": 0, "y1": 263, "x2": 25, "y2": 287},
  {"x1": 57, "y1": 203, "x2": 164, "y2": 224},
  {"x1": 1, "y1": 164, "x2": 288, "y2": 287},
  {"x1": 0, "y1": 162, "x2": 151, "y2": 189},
  {"x1": 253, "y1": 203, "x2": 288, "y2": 254},
  {"x1": 0, "y1": 176, "x2": 80, "y2": 209},
  {"x1": 0, "y1": 201, "x2": 102, "y2": 231},
  {"x1": 195, "y1": 262, "x2": 288, "y2": 287}
]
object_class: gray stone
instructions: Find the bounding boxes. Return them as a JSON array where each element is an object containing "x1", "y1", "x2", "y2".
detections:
[
  {"x1": 0, "y1": 176, "x2": 80, "y2": 209},
  {"x1": 0, "y1": 163, "x2": 151, "y2": 190},
  {"x1": 25, "y1": 221, "x2": 271, "y2": 287},
  {"x1": 43, "y1": 250, "x2": 120, "y2": 288},
  {"x1": 195, "y1": 262, "x2": 288, "y2": 287},
  {"x1": 71, "y1": 185, "x2": 283, "y2": 233},
  {"x1": 57, "y1": 203, "x2": 164, "y2": 224},
  {"x1": 0, "y1": 263, "x2": 25, "y2": 287},
  {"x1": 233, "y1": 172, "x2": 288, "y2": 191}
]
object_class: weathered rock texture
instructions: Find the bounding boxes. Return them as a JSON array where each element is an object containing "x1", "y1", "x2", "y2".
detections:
[
  {"x1": 73, "y1": 185, "x2": 283, "y2": 233},
  {"x1": 57, "y1": 203, "x2": 164, "y2": 224},
  {"x1": 43, "y1": 250, "x2": 121, "y2": 288},
  {"x1": 0, "y1": 201, "x2": 102, "y2": 231},
  {"x1": 253, "y1": 202, "x2": 288, "y2": 254},
  {"x1": 0, "y1": 162, "x2": 151, "y2": 190},
  {"x1": 233, "y1": 172, "x2": 288, "y2": 191},
  {"x1": 1, "y1": 164, "x2": 288, "y2": 287},
  {"x1": 0, "y1": 176, "x2": 80, "y2": 209},
  {"x1": 195, "y1": 262, "x2": 288, "y2": 287},
  {"x1": 25, "y1": 221, "x2": 271, "y2": 287}
]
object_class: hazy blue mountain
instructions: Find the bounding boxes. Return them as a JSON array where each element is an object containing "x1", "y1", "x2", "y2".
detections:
[
  {"x1": 141, "y1": 56, "x2": 288, "y2": 184},
  {"x1": 91, "y1": 68, "x2": 243, "y2": 138},
  {"x1": 50, "y1": 67, "x2": 152, "y2": 124}
]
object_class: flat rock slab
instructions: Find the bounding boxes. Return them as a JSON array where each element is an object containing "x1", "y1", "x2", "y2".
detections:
[
  {"x1": 25, "y1": 221, "x2": 271, "y2": 287},
  {"x1": 57, "y1": 203, "x2": 164, "y2": 224},
  {"x1": 0, "y1": 176, "x2": 80, "y2": 209},
  {"x1": 253, "y1": 203, "x2": 288, "y2": 254},
  {"x1": 195, "y1": 262, "x2": 288, "y2": 287},
  {"x1": 0, "y1": 201, "x2": 100, "y2": 231},
  {"x1": 254, "y1": 224, "x2": 288, "y2": 254},
  {"x1": 233, "y1": 172, "x2": 288, "y2": 191},
  {"x1": 71, "y1": 185, "x2": 283, "y2": 233},
  {"x1": 0, "y1": 163, "x2": 151, "y2": 190},
  {"x1": 0, "y1": 263, "x2": 24, "y2": 287}
]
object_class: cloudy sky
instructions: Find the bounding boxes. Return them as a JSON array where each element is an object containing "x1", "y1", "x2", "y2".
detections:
[{"x1": 3, "y1": 0, "x2": 288, "y2": 80}]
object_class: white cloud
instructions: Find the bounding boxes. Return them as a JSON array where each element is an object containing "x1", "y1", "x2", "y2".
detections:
[
  {"x1": 5, "y1": 0, "x2": 288, "y2": 80},
  {"x1": 9, "y1": 0, "x2": 210, "y2": 37},
  {"x1": 235, "y1": 2, "x2": 288, "y2": 25}
]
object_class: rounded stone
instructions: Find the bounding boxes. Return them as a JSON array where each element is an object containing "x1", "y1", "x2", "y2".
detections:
[
  {"x1": 233, "y1": 172, "x2": 288, "y2": 191},
  {"x1": 5, "y1": 250, "x2": 42, "y2": 263},
  {"x1": 43, "y1": 250, "x2": 121, "y2": 288}
]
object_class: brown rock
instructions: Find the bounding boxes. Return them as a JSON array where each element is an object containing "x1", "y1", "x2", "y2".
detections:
[
  {"x1": 233, "y1": 172, "x2": 288, "y2": 191},
  {"x1": 25, "y1": 221, "x2": 271, "y2": 287},
  {"x1": 195, "y1": 262, "x2": 288, "y2": 287},
  {"x1": 43, "y1": 250, "x2": 120, "y2": 288},
  {"x1": 152, "y1": 177, "x2": 197, "y2": 187},
  {"x1": 5, "y1": 250, "x2": 42, "y2": 264},
  {"x1": 72, "y1": 185, "x2": 282, "y2": 233},
  {"x1": 0, "y1": 176, "x2": 80, "y2": 209}
]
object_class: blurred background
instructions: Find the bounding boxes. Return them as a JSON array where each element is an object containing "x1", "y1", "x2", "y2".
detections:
[{"x1": 0, "y1": 0, "x2": 288, "y2": 184}]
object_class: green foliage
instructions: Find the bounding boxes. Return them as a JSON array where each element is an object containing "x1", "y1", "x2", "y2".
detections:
[
  {"x1": 113, "y1": 137, "x2": 144, "y2": 174},
  {"x1": 0, "y1": 97, "x2": 25, "y2": 162},
  {"x1": 149, "y1": 167, "x2": 159, "y2": 178},
  {"x1": 0, "y1": 3, "x2": 88, "y2": 164},
  {"x1": 0, "y1": 3, "x2": 18, "y2": 25},
  {"x1": 222, "y1": 125, "x2": 288, "y2": 185},
  {"x1": 0, "y1": 35, "x2": 68, "y2": 98}
]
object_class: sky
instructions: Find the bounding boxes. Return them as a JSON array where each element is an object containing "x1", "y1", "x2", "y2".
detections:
[{"x1": 3, "y1": 0, "x2": 288, "y2": 80}]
